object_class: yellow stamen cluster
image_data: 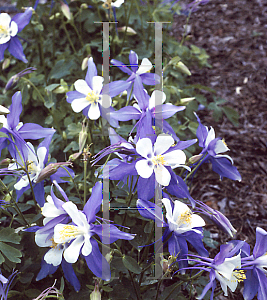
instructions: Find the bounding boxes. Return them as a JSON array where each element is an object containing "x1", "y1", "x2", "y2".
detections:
[
  {"x1": 232, "y1": 269, "x2": 246, "y2": 283},
  {"x1": 49, "y1": 238, "x2": 58, "y2": 249},
  {"x1": 177, "y1": 210, "x2": 192, "y2": 226},
  {"x1": 86, "y1": 91, "x2": 99, "y2": 105},
  {"x1": 59, "y1": 225, "x2": 80, "y2": 242},
  {"x1": 102, "y1": 0, "x2": 112, "y2": 9},
  {"x1": 152, "y1": 154, "x2": 166, "y2": 167},
  {"x1": 27, "y1": 161, "x2": 35, "y2": 173},
  {"x1": 0, "y1": 25, "x2": 8, "y2": 36}
]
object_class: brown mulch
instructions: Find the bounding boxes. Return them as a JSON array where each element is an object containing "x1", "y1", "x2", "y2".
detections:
[{"x1": 174, "y1": 0, "x2": 267, "y2": 251}]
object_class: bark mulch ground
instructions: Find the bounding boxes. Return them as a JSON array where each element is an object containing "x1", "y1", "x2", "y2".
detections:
[{"x1": 174, "y1": 0, "x2": 267, "y2": 273}]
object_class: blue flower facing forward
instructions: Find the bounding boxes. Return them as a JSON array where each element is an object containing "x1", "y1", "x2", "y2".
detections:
[
  {"x1": 35, "y1": 181, "x2": 135, "y2": 287},
  {"x1": 0, "y1": 8, "x2": 32, "y2": 63}
]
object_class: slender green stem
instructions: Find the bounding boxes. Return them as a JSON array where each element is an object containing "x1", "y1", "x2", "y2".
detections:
[
  {"x1": 70, "y1": 20, "x2": 84, "y2": 48},
  {"x1": 163, "y1": 281, "x2": 183, "y2": 300},
  {"x1": 83, "y1": 156, "x2": 88, "y2": 206},
  {"x1": 58, "y1": 166, "x2": 82, "y2": 204},
  {"x1": 120, "y1": 0, "x2": 134, "y2": 53},
  {"x1": 185, "y1": 153, "x2": 208, "y2": 181},
  {"x1": 180, "y1": 9, "x2": 192, "y2": 46},
  {"x1": 155, "y1": 272, "x2": 170, "y2": 300},
  {"x1": 128, "y1": 270, "x2": 142, "y2": 300},
  {"x1": 0, "y1": 179, "x2": 29, "y2": 226},
  {"x1": 61, "y1": 21, "x2": 77, "y2": 54}
]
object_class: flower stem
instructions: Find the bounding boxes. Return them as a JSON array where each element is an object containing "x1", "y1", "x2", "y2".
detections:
[{"x1": 0, "y1": 179, "x2": 29, "y2": 226}]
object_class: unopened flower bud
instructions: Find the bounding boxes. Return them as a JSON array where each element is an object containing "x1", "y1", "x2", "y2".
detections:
[
  {"x1": 61, "y1": 1, "x2": 72, "y2": 20},
  {"x1": 189, "y1": 154, "x2": 203, "y2": 164},
  {"x1": 4, "y1": 67, "x2": 37, "y2": 91},
  {"x1": 180, "y1": 97, "x2": 195, "y2": 104},
  {"x1": 35, "y1": 162, "x2": 72, "y2": 183},
  {"x1": 80, "y1": 3, "x2": 88, "y2": 9},
  {"x1": 2, "y1": 58, "x2": 10, "y2": 70},
  {"x1": 90, "y1": 282, "x2": 101, "y2": 300},
  {"x1": 117, "y1": 26, "x2": 137, "y2": 35},
  {"x1": 0, "y1": 158, "x2": 12, "y2": 168},
  {"x1": 68, "y1": 152, "x2": 82, "y2": 162},
  {"x1": 81, "y1": 57, "x2": 89, "y2": 70},
  {"x1": 79, "y1": 121, "x2": 88, "y2": 153},
  {"x1": 176, "y1": 61, "x2": 191, "y2": 76}
]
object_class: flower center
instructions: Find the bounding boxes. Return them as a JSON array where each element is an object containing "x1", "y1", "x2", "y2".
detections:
[
  {"x1": 232, "y1": 269, "x2": 246, "y2": 283},
  {"x1": 58, "y1": 225, "x2": 81, "y2": 242},
  {"x1": 86, "y1": 91, "x2": 100, "y2": 105},
  {"x1": 152, "y1": 155, "x2": 166, "y2": 167},
  {"x1": 176, "y1": 210, "x2": 192, "y2": 226},
  {"x1": 0, "y1": 25, "x2": 8, "y2": 37},
  {"x1": 49, "y1": 238, "x2": 64, "y2": 250}
]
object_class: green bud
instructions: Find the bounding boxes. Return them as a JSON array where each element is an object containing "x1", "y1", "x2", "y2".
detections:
[{"x1": 176, "y1": 61, "x2": 191, "y2": 76}]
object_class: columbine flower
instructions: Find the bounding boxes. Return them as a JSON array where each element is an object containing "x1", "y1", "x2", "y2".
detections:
[
  {"x1": 109, "y1": 86, "x2": 185, "y2": 141},
  {"x1": 105, "y1": 50, "x2": 159, "y2": 100},
  {"x1": 0, "y1": 8, "x2": 32, "y2": 63},
  {"x1": 8, "y1": 137, "x2": 74, "y2": 207},
  {"x1": 135, "y1": 134, "x2": 187, "y2": 186},
  {"x1": 66, "y1": 57, "x2": 115, "y2": 124},
  {"x1": 241, "y1": 227, "x2": 267, "y2": 300},
  {"x1": 192, "y1": 242, "x2": 246, "y2": 299},
  {"x1": 196, "y1": 200, "x2": 237, "y2": 237},
  {"x1": 36, "y1": 182, "x2": 134, "y2": 281},
  {"x1": 4, "y1": 67, "x2": 36, "y2": 91},
  {"x1": 0, "y1": 91, "x2": 55, "y2": 161},
  {"x1": 0, "y1": 270, "x2": 18, "y2": 300},
  {"x1": 194, "y1": 113, "x2": 241, "y2": 181},
  {"x1": 162, "y1": 199, "x2": 207, "y2": 260},
  {"x1": 137, "y1": 198, "x2": 208, "y2": 271}
]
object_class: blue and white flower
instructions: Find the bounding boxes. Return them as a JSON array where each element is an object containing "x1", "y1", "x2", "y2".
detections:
[{"x1": 135, "y1": 134, "x2": 187, "y2": 186}]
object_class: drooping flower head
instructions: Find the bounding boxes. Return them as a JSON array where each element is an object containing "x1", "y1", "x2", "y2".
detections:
[
  {"x1": 137, "y1": 198, "x2": 208, "y2": 271},
  {"x1": 0, "y1": 91, "x2": 55, "y2": 161},
  {"x1": 0, "y1": 8, "x2": 32, "y2": 63},
  {"x1": 8, "y1": 137, "x2": 74, "y2": 207},
  {"x1": 192, "y1": 242, "x2": 246, "y2": 300},
  {"x1": 194, "y1": 113, "x2": 241, "y2": 181}
]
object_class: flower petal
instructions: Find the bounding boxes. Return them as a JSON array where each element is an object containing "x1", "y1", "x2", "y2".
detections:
[
  {"x1": 88, "y1": 103, "x2": 100, "y2": 120},
  {"x1": 153, "y1": 135, "x2": 174, "y2": 156},
  {"x1": 135, "y1": 159, "x2": 154, "y2": 178},
  {"x1": 136, "y1": 138, "x2": 153, "y2": 158},
  {"x1": 154, "y1": 164, "x2": 171, "y2": 186},
  {"x1": 74, "y1": 79, "x2": 91, "y2": 95},
  {"x1": 71, "y1": 97, "x2": 88, "y2": 113}
]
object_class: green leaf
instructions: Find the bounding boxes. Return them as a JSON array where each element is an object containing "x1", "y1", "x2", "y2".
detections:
[
  {"x1": 49, "y1": 59, "x2": 76, "y2": 80},
  {"x1": 208, "y1": 102, "x2": 223, "y2": 122},
  {"x1": 122, "y1": 255, "x2": 141, "y2": 274},
  {"x1": 0, "y1": 241, "x2": 22, "y2": 263},
  {"x1": 0, "y1": 227, "x2": 21, "y2": 244},
  {"x1": 45, "y1": 83, "x2": 60, "y2": 92},
  {"x1": 222, "y1": 106, "x2": 239, "y2": 127}
]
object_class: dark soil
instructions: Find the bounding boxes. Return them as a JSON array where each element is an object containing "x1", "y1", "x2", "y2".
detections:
[{"x1": 173, "y1": 0, "x2": 267, "y2": 294}]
